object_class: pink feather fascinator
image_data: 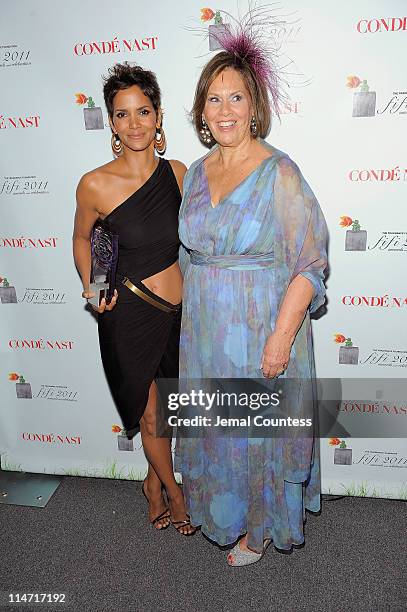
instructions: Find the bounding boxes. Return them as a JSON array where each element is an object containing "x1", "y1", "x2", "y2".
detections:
[{"x1": 195, "y1": 3, "x2": 300, "y2": 119}]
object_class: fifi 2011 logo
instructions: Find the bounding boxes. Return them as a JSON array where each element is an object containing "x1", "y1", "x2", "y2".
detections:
[
  {"x1": 112, "y1": 425, "x2": 134, "y2": 451},
  {"x1": 8, "y1": 372, "x2": 78, "y2": 401},
  {"x1": 0, "y1": 176, "x2": 49, "y2": 196},
  {"x1": 346, "y1": 75, "x2": 407, "y2": 116},
  {"x1": 334, "y1": 334, "x2": 407, "y2": 367},
  {"x1": 198, "y1": 8, "x2": 301, "y2": 114},
  {"x1": 0, "y1": 46, "x2": 31, "y2": 69},
  {"x1": 75, "y1": 93, "x2": 104, "y2": 130},
  {"x1": 0, "y1": 278, "x2": 67, "y2": 305},
  {"x1": 339, "y1": 216, "x2": 407, "y2": 252},
  {"x1": 199, "y1": 6, "x2": 302, "y2": 50}
]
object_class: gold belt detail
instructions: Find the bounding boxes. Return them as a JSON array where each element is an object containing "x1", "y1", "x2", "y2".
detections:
[{"x1": 122, "y1": 277, "x2": 176, "y2": 313}]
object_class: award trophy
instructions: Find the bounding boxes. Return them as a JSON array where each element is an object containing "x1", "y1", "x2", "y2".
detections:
[{"x1": 89, "y1": 221, "x2": 119, "y2": 308}]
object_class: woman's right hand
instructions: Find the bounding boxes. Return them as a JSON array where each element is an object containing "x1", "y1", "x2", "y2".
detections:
[{"x1": 82, "y1": 289, "x2": 118, "y2": 313}]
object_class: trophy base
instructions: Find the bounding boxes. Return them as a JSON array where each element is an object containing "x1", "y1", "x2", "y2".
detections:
[{"x1": 88, "y1": 282, "x2": 109, "y2": 307}]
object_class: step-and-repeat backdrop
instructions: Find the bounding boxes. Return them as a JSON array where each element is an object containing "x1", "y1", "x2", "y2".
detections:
[{"x1": 1, "y1": 0, "x2": 406, "y2": 498}]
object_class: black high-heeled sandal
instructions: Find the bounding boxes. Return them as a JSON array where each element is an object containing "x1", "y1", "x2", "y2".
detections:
[
  {"x1": 141, "y1": 479, "x2": 170, "y2": 530},
  {"x1": 170, "y1": 515, "x2": 197, "y2": 536}
]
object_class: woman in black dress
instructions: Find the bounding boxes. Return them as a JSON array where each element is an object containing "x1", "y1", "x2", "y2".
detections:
[{"x1": 73, "y1": 63, "x2": 194, "y2": 535}]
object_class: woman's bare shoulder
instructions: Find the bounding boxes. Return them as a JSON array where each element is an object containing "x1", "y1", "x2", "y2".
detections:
[
  {"x1": 168, "y1": 159, "x2": 187, "y2": 194},
  {"x1": 169, "y1": 159, "x2": 187, "y2": 177},
  {"x1": 77, "y1": 160, "x2": 119, "y2": 197}
]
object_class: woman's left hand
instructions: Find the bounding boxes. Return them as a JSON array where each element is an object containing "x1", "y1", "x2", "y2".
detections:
[{"x1": 260, "y1": 331, "x2": 292, "y2": 378}]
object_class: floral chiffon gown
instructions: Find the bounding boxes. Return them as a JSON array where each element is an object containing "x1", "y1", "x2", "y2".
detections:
[{"x1": 175, "y1": 142, "x2": 328, "y2": 552}]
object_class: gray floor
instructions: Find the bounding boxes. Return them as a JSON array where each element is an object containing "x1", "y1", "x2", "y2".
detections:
[{"x1": 1, "y1": 475, "x2": 406, "y2": 612}]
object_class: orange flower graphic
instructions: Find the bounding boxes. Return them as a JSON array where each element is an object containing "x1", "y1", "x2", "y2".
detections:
[
  {"x1": 334, "y1": 334, "x2": 346, "y2": 344},
  {"x1": 75, "y1": 92, "x2": 88, "y2": 105},
  {"x1": 346, "y1": 75, "x2": 361, "y2": 89},
  {"x1": 201, "y1": 7, "x2": 215, "y2": 21},
  {"x1": 8, "y1": 372, "x2": 19, "y2": 381},
  {"x1": 112, "y1": 425, "x2": 122, "y2": 433},
  {"x1": 329, "y1": 437, "x2": 341, "y2": 446},
  {"x1": 339, "y1": 216, "x2": 352, "y2": 228}
]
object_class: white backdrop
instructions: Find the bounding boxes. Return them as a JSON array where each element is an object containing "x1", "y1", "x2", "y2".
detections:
[{"x1": 1, "y1": 0, "x2": 406, "y2": 499}]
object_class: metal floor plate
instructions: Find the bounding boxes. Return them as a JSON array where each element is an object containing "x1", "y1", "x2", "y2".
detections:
[{"x1": 0, "y1": 471, "x2": 62, "y2": 507}]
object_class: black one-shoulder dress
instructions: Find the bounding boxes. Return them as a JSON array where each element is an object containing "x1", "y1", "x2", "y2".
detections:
[{"x1": 98, "y1": 158, "x2": 181, "y2": 439}]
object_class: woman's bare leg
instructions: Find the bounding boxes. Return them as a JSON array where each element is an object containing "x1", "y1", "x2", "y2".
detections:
[
  {"x1": 140, "y1": 382, "x2": 194, "y2": 534},
  {"x1": 143, "y1": 462, "x2": 168, "y2": 529}
]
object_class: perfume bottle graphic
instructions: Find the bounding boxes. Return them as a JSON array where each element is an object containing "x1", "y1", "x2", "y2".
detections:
[
  {"x1": 117, "y1": 435, "x2": 134, "y2": 451},
  {"x1": 0, "y1": 277, "x2": 17, "y2": 303},
  {"x1": 83, "y1": 97, "x2": 104, "y2": 130},
  {"x1": 9, "y1": 373, "x2": 32, "y2": 399},
  {"x1": 340, "y1": 217, "x2": 367, "y2": 251},
  {"x1": 345, "y1": 219, "x2": 367, "y2": 251},
  {"x1": 112, "y1": 425, "x2": 134, "y2": 451},
  {"x1": 209, "y1": 11, "x2": 230, "y2": 50},
  {"x1": 353, "y1": 80, "x2": 376, "y2": 117},
  {"x1": 333, "y1": 441, "x2": 352, "y2": 465},
  {"x1": 339, "y1": 338, "x2": 359, "y2": 365},
  {"x1": 75, "y1": 93, "x2": 104, "y2": 130},
  {"x1": 201, "y1": 8, "x2": 230, "y2": 51},
  {"x1": 347, "y1": 76, "x2": 376, "y2": 117}
]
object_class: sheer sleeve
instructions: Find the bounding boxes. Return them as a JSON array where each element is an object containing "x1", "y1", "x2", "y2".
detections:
[
  {"x1": 295, "y1": 197, "x2": 328, "y2": 313},
  {"x1": 273, "y1": 157, "x2": 328, "y2": 313}
]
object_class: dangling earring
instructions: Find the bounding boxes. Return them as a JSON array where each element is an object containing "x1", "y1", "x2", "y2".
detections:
[
  {"x1": 111, "y1": 132, "x2": 122, "y2": 157},
  {"x1": 154, "y1": 125, "x2": 166, "y2": 155},
  {"x1": 250, "y1": 115, "x2": 257, "y2": 136},
  {"x1": 200, "y1": 117, "x2": 213, "y2": 144}
]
